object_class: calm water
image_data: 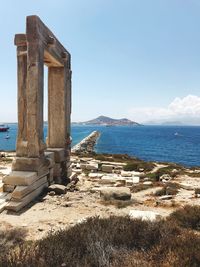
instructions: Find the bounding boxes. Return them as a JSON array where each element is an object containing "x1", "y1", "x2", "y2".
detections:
[{"x1": 1, "y1": 124, "x2": 200, "y2": 167}]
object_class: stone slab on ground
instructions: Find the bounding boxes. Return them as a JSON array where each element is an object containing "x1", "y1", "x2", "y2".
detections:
[
  {"x1": 125, "y1": 177, "x2": 140, "y2": 184},
  {"x1": 143, "y1": 181, "x2": 153, "y2": 186},
  {"x1": 121, "y1": 171, "x2": 133, "y2": 177},
  {"x1": 101, "y1": 164, "x2": 114, "y2": 173},
  {"x1": 85, "y1": 164, "x2": 98, "y2": 171},
  {"x1": 3, "y1": 171, "x2": 38, "y2": 186},
  {"x1": 99, "y1": 176, "x2": 117, "y2": 185},
  {"x1": 88, "y1": 173, "x2": 103, "y2": 179},
  {"x1": 179, "y1": 183, "x2": 194, "y2": 190},
  {"x1": 11, "y1": 176, "x2": 48, "y2": 200},
  {"x1": 100, "y1": 187, "x2": 131, "y2": 201},
  {"x1": 115, "y1": 178, "x2": 126, "y2": 186},
  {"x1": 129, "y1": 210, "x2": 161, "y2": 221},
  {"x1": 159, "y1": 195, "x2": 173, "y2": 200},
  {"x1": 6, "y1": 182, "x2": 48, "y2": 212}
]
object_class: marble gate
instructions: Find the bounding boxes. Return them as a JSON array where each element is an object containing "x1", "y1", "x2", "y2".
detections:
[{"x1": 3, "y1": 16, "x2": 72, "y2": 211}]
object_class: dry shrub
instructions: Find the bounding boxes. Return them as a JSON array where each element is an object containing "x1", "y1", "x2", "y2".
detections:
[
  {"x1": 147, "y1": 166, "x2": 182, "y2": 182},
  {"x1": 169, "y1": 205, "x2": 200, "y2": 230},
  {"x1": 154, "y1": 183, "x2": 179, "y2": 196},
  {"x1": 123, "y1": 161, "x2": 155, "y2": 172},
  {"x1": 2, "y1": 208, "x2": 200, "y2": 266},
  {"x1": 0, "y1": 217, "x2": 180, "y2": 267},
  {"x1": 131, "y1": 184, "x2": 151, "y2": 193},
  {"x1": 0, "y1": 227, "x2": 27, "y2": 254}
]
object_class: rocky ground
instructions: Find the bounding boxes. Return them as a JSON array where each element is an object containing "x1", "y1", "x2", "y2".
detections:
[{"x1": 0, "y1": 152, "x2": 200, "y2": 241}]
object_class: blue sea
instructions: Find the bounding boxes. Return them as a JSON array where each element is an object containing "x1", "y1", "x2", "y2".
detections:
[{"x1": 0, "y1": 124, "x2": 200, "y2": 167}]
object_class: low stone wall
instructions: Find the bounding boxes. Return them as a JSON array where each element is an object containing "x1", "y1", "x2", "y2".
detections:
[{"x1": 72, "y1": 131, "x2": 100, "y2": 154}]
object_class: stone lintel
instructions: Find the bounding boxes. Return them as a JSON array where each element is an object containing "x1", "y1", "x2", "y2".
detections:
[{"x1": 26, "y1": 15, "x2": 70, "y2": 67}]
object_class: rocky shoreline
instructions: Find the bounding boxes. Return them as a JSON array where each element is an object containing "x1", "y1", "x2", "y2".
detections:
[{"x1": 71, "y1": 131, "x2": 100, "y2": 154}]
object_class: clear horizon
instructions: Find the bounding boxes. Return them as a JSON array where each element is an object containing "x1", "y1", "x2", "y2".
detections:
[{"x1": 1, "y1": 1, "x2": 200, "y2": 124}]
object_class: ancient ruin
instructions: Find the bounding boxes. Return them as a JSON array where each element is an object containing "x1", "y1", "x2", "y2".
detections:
[{"x1": 2, "y1": 15, "x2": 72, "y2": 211}]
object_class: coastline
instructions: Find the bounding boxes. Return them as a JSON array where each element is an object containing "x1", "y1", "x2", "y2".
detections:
[{"x1": 1, "y1": 124, "x2": 200, "y2": 167}]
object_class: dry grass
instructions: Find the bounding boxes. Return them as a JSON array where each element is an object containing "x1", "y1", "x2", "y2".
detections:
[{"x1": 1, "y1": 206, "x2": 200, "y2": 266}]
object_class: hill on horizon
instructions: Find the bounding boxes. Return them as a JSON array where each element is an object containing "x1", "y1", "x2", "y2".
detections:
[{"x1": 73, "y1": 116, "x2": 140, "y2": 126}]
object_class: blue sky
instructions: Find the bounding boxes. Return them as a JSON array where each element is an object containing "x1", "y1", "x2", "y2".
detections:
[{"x1": 1, "y1": 0, "x2": 200, "y2": 123}]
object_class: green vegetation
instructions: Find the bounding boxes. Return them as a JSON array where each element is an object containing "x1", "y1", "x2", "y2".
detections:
[
  {"x1": 146, "y1": 165, "x2": 183, "y2": 181},
  {"x1": 123, "y1": 161, "x2": 155, "y2": 172},
  {"x1": 2, "y1": 205, "x2": 200, "y2": 266},
  {"x1": 131, "y1": 184, "x2": 152, "y2": 193}
]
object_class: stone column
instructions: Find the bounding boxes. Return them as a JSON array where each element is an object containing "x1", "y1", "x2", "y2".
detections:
[
  {"x1": 26, "y1": 41, "x2": 46, "y2": 157},
  {"x1": 48, "y1": 67, "x2": 67, "y2": 148},
  {"x1": 66, "y1": 69, "x2": 72, "y2": 137},
  {"x1": 15, "y1": 41, "x2": 28, "y2": 157}
]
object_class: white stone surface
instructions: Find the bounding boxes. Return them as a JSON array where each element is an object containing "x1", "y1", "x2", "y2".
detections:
[{"x1": 129, "y1": 210, "x2": 161, "y2": 221}]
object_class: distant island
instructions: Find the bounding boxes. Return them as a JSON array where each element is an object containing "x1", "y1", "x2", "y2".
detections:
[{"x1": 72, "y1": 115, "x2": 141, "y2": 126}]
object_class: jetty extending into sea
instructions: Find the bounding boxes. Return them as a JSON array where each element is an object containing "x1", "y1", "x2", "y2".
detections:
[{"x1": 72, "y1": 131, "x2": 100, "y2": 154}]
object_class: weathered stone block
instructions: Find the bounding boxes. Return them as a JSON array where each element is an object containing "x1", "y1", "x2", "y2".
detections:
[
  {"x1": 100, "y1": 187, "x2": 131, "y2": 201},
  {"x1": 44, "y1": 151, "x2": 55, "y2": 161},
  {"x1": 46, "y1": 148, "x2": 66, "y2": 163},
  {"x1": 6, "y1": 182, "x2": 48, "y2": 212},
  {"x1": 116, "y1": 178, "x2": 126, "y2": 186},
  {"x1": 48, "y1": 184, "x2": 67, "y2": 195},
  {"x1": 179, "y1": 183, "x2": 194, "y2": 190},
  {"x1": 99, "y1": 176, "x2": 116, "y2": 185},
  {"x1": 80, "y1": 163, "x2": 87, "y2": 170},
  {"x1": 12, "y1": 157, "x2": 49, "y2": 177},
  {"x1": 88, "y1": 173, "x2": 103, "y2": 179},
  {"x1": 11, "y1": 176, "x2": 48, "y2": 200},
  {"x1": 3, "y1": 171, "x2": 38, "y2": 186},
  {"x1": 121, "y1": 171, "x2": 133, "y2": 177},
  {"x1": 159, "y1": 195, "x2": 173, "y2": 200},
  {"x1": 86, "y1": 164, "x2": 98, "y2": 171},
  {"x1": 3, "y1": 184, "x2": 16, "y2": 193},
  {"x1": 101, "y1": 164, "x2": 114, "y2": 173},
  {"x1": 143, "y1": 181, "x2": 153, "y2": 186}
]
